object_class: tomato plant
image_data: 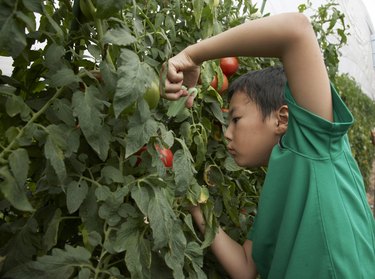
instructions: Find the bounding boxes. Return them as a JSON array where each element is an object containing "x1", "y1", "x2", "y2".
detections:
[
  {"x1": 0, "y1": 0, "x2": 352, "y2": 278},
  {"x1": 220, "y1": 57, "x2": 239, "y2": 77}
]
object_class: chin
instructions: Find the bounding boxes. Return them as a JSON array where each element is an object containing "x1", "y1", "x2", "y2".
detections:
[
  {"x1": 238, "y1": 160, "x2": 267, "y2": 168},
  {"x1": 236, "y1": 160, "x2": 255, "y2": 168}
]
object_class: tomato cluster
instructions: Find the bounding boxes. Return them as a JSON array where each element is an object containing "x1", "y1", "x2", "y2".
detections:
[{"x1": 210, "y1": 57, "x2": 239, "y2": 94}]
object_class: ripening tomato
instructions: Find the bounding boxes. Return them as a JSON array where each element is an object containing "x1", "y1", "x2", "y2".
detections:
[
  {"x1": 144, "y1": 81, "x2": 160, "y2": 109},
  {"x1": 210, "y1": 74, "x2": 229, "y2": 94},
  {"x1": 220, "y1": 57, "x2": 239, "y2": 77},
  {"x1": 155, "y1": 145, "x2": 173, "y2": 168}
]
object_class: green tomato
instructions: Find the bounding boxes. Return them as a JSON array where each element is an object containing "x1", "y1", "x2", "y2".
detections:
[{"x1": 144, "y1": 81, "x2": 160, "y2": 109}]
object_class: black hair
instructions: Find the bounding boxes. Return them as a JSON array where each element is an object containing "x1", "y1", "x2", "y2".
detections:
[{"x1": 227, "y1": 66, "x2": 287, "y2": 120}]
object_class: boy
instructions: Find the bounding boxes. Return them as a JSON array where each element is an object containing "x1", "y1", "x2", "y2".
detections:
[{"x1": 162, "y1": 13, "x2": 375, "y2": 278}]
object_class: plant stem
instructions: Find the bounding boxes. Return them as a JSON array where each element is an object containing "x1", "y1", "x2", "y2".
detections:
[{"x1": 0, "y1": 87, "x2": 65, "y2": 161}]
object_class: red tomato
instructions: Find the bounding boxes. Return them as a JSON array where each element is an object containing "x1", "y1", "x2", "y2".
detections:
[
  {"x1": 135, "y1": 145, "x2": 173, "y2": 168},
  {"x1": 210, "y1": 74, "x2": 229, "y2": 94},
  {"x1": 155, "y1": 145, "x2": 173, "y2": 168},
  {"x1": 220, "y1": 57, "x2": 239, "y2": 77}
]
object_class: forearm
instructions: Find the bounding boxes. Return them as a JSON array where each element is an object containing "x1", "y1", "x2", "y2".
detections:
[
  {"x1": 185, "y1": 12, "x2": 332, "y2": 121},
  {"x1": 190, "y1": 206, "x2": 257, "y2": 279},
  {"x1": 186, "y1": 12, "x2": 307, "y2": 64}
]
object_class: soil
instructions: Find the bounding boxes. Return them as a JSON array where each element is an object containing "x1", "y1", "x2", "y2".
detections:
[{"x1": 367, "y1": 160, "x2": 375, "y2": 217}]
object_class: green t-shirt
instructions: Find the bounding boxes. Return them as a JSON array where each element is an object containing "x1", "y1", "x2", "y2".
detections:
[{"x1": 248, "y1": 83, "x2": 375, "y2": 279}]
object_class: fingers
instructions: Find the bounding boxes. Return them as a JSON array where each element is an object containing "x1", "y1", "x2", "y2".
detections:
[
  {"x1": 166, "y1": 62, "x2": 184, "y2": 84},
  {"x1": 160, "y1": 61, "x2": 184, "y2": 96},
  {"x1": 163, "y1": 89, "x2": 188, "y2": 101},
  {"x1": 159, "y1": 54, "x2": 199, "y2": 107},
  {"x1": 165, "y1": 79, "x2": 183, "y2": 94}
]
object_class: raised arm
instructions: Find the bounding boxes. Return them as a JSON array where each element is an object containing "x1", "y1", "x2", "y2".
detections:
[{"x1": 165, "y1": 12, "x2": 333, "y2": 121}]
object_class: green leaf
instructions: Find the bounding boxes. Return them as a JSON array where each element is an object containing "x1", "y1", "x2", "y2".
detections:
[
  {"x1": 209, "y1": 102, "x2": 225, "y2": 124},
  {"x1": 184, "y1": 214, "x2": 200, "y2": 241},
  {"x1": 95, "y1": 0, "x2": 128, "y2": 18},
  {"x1": 125, "y1": 103, "x2": 158, "y2": 158},
  {"x1": 100, "y1": 166, "x2": 125, "y2": 184},
  {"x1": 131, "y1": 183, "x2": 151, "y2": 216},
  {"x1": 48, "y1": 68, "x2": 81, "y2": 88},
  {"x1": 103, "y1": 27, "x2": 137, "y2": 46},
  {"x1": 224, "y1": 156, "x2": 243, "y2": 172},
  {"x1": 0, "y1": 218, "x2": 40, "y2": 274},
  {"x1": 43, "y1": 208, "x2": 62, "y2": 251},
  {"x1": 114, "y1": 49, "x2": 155, "y2": 118},
  {"x1": 72, "y1": 86, "x2": 111, "y2": 160},
  {"x1": 173, "y1": 149, "x2": 195, "y2": 194},
  {"x1": 5, "y1": 245, "x2": 92, "y2": 279},
  {"x1": 15, "y1": 11, "x2": 36, "y2": 32},
  {"x1": 80, "y1": 186, "x2": 103, "y2": 233},
  {"x1": 9, "y1": 148, "x2": 29, "y2": 188},
  {"x1": 22, "y1": 0, "x2": 43, "y2": 13},
  {"x1": 194, "y1": 134, "x2": 207, "y2": 167},
  {"x1": 192, "y1": 0, "x2": 204, "y2": 27},
  {"x1": 5, "y1": 93, "x2": 32, "y2": 120},
  {"x1": 44, "y1": 43, "x2": 66, "y2": 72},
  {"x1": 166, "y1": 94, "x2": 191, "y2": 118},
  {"x1": 0, "y1": 166, "x2": 33, "y2": 211},
  {"x1": 185, "y1": 242, "x2": 206, "y2": 279},
  {"x1": 164, "y1": 223, "x2": 186, "y2": 278},
  {"x1": 66, "y1": 180, "x2": 89, "y2": 214},
  {"x1": 99, "y1": 60, "x2": 117, "y2": 94},
  {"x1": 51, "y1": 98, "x2": 75, "y2": 127},
  {"x1": 159, "y1": 126, "x2": 174, "y2": 147},
  {"x1": 0, "y1": 16, "x2": 26, "y2": 57},
  {"x1": 78, "y1": 268, "x2": 91, "y2": 279},
  {"x1": 113, "y1": 218, "x2": 140, "y2": 253},
  {"x1": 44, "y1": 125, "x2": 67, "y2": 182},
  {"x1": 87, "y1": 230, "x2": 102, "y2": 247},
  {"x1": 96, "y1": 186, "x2": 129, "y2": 226},
  {"x1": 148, "y1": 187, "x2": 176, "y2": 249},
  {"x1": 42, "y1": 5, "x2": 64, "y2": 39},
  {"x1": 114, "y1": 218, "x2": 152, "y2": 278}
]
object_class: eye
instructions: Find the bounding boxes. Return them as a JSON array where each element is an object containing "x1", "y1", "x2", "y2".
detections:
[{"x1": 232, "y1": 117, "x2": 240, "y2": 124}]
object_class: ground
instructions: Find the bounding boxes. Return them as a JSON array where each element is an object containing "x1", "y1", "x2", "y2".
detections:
[{"x1": 367, "y1": 160, "x2": 375, "y2": 217}]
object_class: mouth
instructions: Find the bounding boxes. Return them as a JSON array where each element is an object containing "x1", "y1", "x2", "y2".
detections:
[{"x1": 227, "y1": 147, "x2": 236, "y2": 156}]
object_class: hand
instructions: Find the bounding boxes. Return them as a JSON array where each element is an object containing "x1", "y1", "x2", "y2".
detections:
[{"x1": 161, "y1": 48, "x2": 201, "y2": 108}]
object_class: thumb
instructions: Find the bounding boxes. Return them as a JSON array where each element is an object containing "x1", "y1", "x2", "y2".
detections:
[{"x1": 185, "y1": 88, "x2": 198, "y2": 108}]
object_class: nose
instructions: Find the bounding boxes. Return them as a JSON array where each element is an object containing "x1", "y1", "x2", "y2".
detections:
[{"x1": 224, "y1": 124, "x2": 232, "y2": 142}]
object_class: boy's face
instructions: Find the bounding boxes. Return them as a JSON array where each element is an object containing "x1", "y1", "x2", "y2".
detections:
[{"x1": 225, "y1": 91, "x2": 281, "y2": 167}]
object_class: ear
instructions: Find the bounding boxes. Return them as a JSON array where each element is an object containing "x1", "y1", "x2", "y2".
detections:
[{"x1": 275, "y1": 105, "x2": 288, "y2": 135}]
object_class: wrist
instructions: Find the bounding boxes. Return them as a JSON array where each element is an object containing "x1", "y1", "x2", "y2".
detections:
[
  {"x1": 184, "y1": 45, "x2": 203, "y2": 66},
  {"x1": 189, "y1": 205, "x2": 206, "y2": 233}
]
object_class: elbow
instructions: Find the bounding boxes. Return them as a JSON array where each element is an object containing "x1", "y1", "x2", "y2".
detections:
[{"x1": 288, "y1": 13, "x2": 315, "y2": 40}]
